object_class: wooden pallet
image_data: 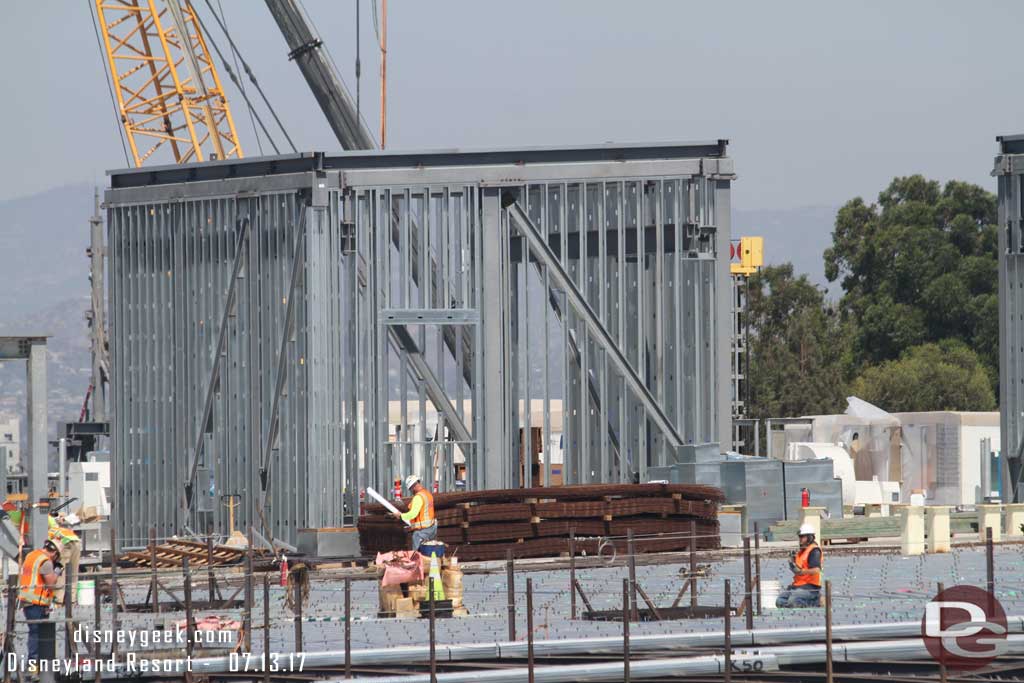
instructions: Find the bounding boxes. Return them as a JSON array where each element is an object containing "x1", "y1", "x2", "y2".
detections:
[{"x1": 122, "y1": 539, "x2": 248, "y2": 568}]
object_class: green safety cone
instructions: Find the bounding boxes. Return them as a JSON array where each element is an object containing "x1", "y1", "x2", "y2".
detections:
[{"x1": 428, "y1": 553, "x2": 446, "y2": 601}]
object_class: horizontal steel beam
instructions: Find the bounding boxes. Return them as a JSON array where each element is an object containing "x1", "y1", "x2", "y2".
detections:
[
  {"x1": 0, "y1": 336, "x2": 48, "y2": 360},
  {"x1": 105, "y1": 171, "x2": 316, "y2": 205},
  {"x1": 342, "y1": 158, "x2": 708, "y2": 189},
  {"x1": 108, "y1": 141, "x2": 730, "y2": 188},
  {"x1": 380, "y1": 309, "x2": 479, "y2": 325}
]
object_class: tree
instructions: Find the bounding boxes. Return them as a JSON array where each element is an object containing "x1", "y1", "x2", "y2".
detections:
[
  {"x1": 850, "y1": 340, "x2": 996, "y2": 412},
  {"x1": 823, "y1": 176, "x2": 998, "y2": 386},
  {"x1": 746, "y1": 264, "x2": 850, "y2": 422}
]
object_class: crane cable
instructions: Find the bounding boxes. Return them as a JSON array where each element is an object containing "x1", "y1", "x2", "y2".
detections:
[
  {"x1": 87, "y1": 0, "x2": 131, "y2": 166},
  {"x1": 195, "y1": 1, "x2": 286, "y2": 154},
  {"x1": 297, "y1": 0, "x2": 378, "y2": 147},
  {"x1": 199, "y1": 0, "x2": 298, "y2": 153},
  {"x1": 217, "y1": 0, "x2": 263, "y2": 156},
  {"x1": 192, "y1": 3, "x2": 278, "y2": 154}
]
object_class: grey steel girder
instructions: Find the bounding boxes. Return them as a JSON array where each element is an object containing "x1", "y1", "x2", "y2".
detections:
[{"x1": 996, "y1": 135, "x2": 1024, "y2": 500}]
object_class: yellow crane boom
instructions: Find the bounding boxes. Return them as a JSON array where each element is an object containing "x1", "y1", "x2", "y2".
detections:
[{"x1": 95, "y1": 0, "x2": 243, "y2": 166}]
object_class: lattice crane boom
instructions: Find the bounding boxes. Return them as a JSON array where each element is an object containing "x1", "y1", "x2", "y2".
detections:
[{"x1": 95, "y1": 0, "x2": 243, "y2": 166}]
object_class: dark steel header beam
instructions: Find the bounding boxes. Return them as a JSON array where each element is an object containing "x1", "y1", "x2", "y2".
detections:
[{"x1": 108, "y1": 141, "x2": 730, "y2": 189}]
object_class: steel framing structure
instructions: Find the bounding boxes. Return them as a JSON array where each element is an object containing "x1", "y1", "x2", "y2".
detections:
[
  {"x1": 106, "y1": 142, "x2": 733, "y2": 543},
  {"x1": 997, "y1": 135, "x2": 1024, "y2": 501},
  {"x1": 0, "y1": 337, "x2": 49, "y2": 552}
]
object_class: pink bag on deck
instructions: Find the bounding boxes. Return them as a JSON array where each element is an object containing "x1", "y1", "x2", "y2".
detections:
[{"x1": 375, "y1": 550, "x2": 424, "y2": 586}]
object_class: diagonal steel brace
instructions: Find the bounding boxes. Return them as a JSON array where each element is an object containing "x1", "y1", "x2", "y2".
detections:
[
  {"x1": 508, "y1": 201, "x2": 685, "y2": 449},
  {"x1": 183, "y1": 217, "x2": 251, "y2": 513}
]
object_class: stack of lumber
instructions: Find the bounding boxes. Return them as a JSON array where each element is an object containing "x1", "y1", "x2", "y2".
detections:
[{"x1": 358, "y1": 483, "x2": 724, "y2": 561}]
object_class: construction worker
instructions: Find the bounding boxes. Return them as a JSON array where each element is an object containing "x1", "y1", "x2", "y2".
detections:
[
  {"x1": 19, "y1": 539, "x2": 61, "y2": 675},
  {"x1": 2, "y1": 500, "x2": 28, "y2": 544},
  {"x1": 47, "y1": 514, "x2": 81, "y2": 605},
  {"x1": 392, "y1": 475, "x2": 436, "y2": 551},
  {"x1": 775, "y1": 523, "x2": 822, "y2": 608}
]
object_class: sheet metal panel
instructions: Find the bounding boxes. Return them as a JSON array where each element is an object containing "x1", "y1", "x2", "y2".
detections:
[
  {"x1": 720, "y1": 459, "x2": 786, "y2": 531},
  {"x1": 783, "y1": 460, "x2": 843, "y2": 520}
]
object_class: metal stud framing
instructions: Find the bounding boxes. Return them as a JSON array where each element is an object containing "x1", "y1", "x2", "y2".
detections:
[{"x1": 106, "y1": 142, "x2": 734, "y2": 544}]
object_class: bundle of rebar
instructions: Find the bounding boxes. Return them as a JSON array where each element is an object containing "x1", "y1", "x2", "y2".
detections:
[{"x1": 358, "y1": 483, "x2": 723, "y2": 561}]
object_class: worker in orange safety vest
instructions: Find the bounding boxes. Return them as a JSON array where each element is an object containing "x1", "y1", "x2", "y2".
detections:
[
  {"x1": 775, "y1": 523, "x2": 822, "y2": 608},
  {"x1": 19, "y1": 539, "x2": 62, "y2": 675},
  {"x1": 391, "y1": 475, "x2": 436, "y2": 551}
]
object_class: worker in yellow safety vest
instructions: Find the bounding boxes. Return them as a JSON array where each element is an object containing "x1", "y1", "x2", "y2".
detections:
[
  {"x1": 47, "y1": 514, "x2": 81, "y2": 605},
  {"x1": 775, "y1": 523, "x2": 822, "y2": 608},
  {"x1": 19, "y1": 539, "x2": 62, "y2": 674},
  {"x1": 392, "y1": 475, "x2": 436, "y2": 551}
]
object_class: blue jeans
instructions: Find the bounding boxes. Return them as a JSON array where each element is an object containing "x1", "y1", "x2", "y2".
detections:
[
  {"x1": 775, "y1": 585, "x2": 820, "y2": 608},
  {"x1": 411, "y1": 523, "x2": 437, "y2": 551},
  {"x1": 22, "y1": 603, "x2": 50, "y2": 662}
]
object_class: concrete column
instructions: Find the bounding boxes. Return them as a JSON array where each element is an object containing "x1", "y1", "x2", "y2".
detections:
[
  {"x1": 925, "y1": 506, "x2": 951, "y2": 553},
  {"x1": 26, "y1": 341, "x2": 48, "y2": 551},
  {"x1": 900, "y1": 506, "x2": 925, "y2": 556},
  {"x1": 799, "y1": 506, "x2": 825, "y2": 540},
  {"x1": 1006, "y1": 504, "x2": 1024, "y2": 538},
  {"x1": 977, "y1": 504, "x2": 1002, "y2": 543}
]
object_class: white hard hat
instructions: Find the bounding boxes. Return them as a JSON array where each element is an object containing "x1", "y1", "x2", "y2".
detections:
[
  {"x1": 404, "y1": 475, "x2": 421, "y2": 490},
  {"x1": 798, "y1": 524, "x2": 816, "y2": 537}
]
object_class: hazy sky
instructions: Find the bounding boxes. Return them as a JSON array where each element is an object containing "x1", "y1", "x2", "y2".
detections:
[{"x1": 2, "y1": 1, "x2": 1021, "y2": 210}]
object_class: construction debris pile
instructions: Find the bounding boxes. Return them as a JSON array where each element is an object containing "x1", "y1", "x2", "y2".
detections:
[
  {"x1": 376, "y1": 550, "x2": 465, "y2": 618},
  {"x1": 359, "y1": 483, "x2": 724, "y2": 561}
]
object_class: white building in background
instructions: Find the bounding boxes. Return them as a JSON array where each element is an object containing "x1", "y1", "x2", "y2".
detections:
[
  {"x1": 0, "y1": 417, "x2": 19, "y2": 475},
  {"x1": 770, "y1": 401, "x2": 1001, "y2": 506}
]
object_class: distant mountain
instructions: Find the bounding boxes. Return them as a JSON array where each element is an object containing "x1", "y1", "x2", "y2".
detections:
[
  {"x1": 0, "y1": 184, "x2": 97, "y2": 446},
  {"x1": 733, "y1": 205, "x2": 838, "y2": 293},
  {"x1": 0, "y1": 184, "x2": 95, "y2": 317}
]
